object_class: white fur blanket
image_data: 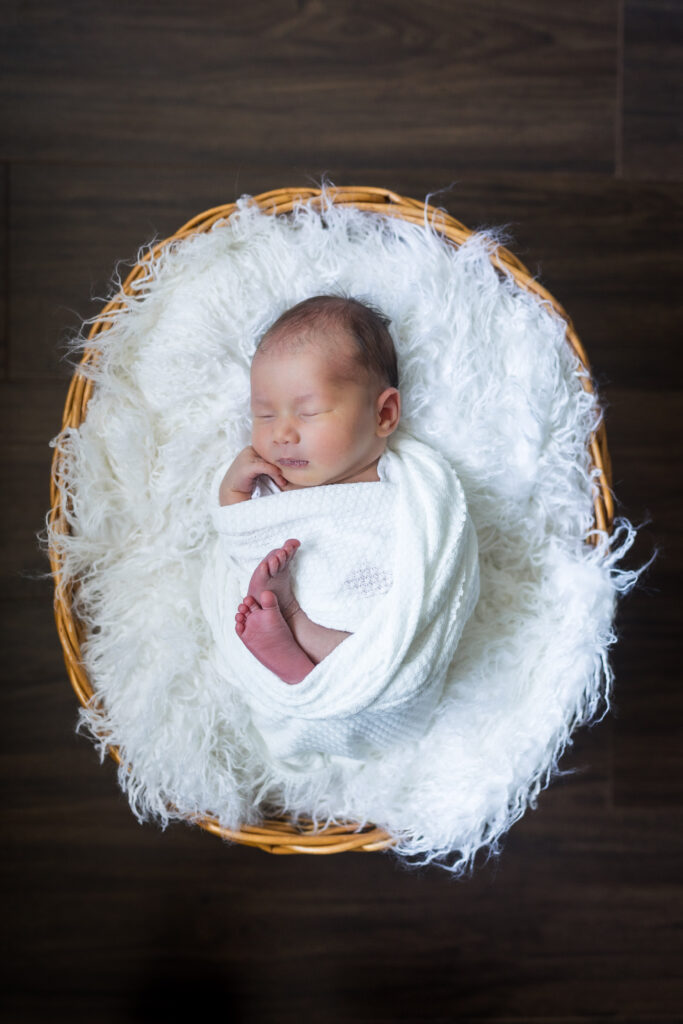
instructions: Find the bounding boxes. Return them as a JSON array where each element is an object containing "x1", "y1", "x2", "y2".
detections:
[
  {"x1": 200, "y1": 431, "x2": 480, "y2": 769},
  {"x1": 47, "y1": 185, "x2": 641, "y2": 873}
]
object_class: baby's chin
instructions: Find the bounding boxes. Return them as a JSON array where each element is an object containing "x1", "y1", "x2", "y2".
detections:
[
  {"x1": 283, "y1": 464, "x2": 348, "y2": 489},
  {"x1": 279, "y1": 462, "x2": 315, "y2": 487},
  {"x1": 288, "y1": 467, "x2": 358, "y2": 488}
]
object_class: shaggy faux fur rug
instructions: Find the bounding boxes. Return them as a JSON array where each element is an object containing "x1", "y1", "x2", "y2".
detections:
[{"x1": 48, "y1": 187, "x2": 639, "y2": 873}]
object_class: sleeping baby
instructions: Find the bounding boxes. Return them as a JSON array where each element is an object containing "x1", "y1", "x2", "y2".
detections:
[
  {"x1": 217, "y1": 293, "x2": 401, "y2": 685},
  {"x1": 202, "y1": 293, "x2": 480, "y2": 767}
]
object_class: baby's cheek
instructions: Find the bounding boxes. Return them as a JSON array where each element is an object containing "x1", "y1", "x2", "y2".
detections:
[
  {"x1": 250, "y1": 427, "x2": 267, "y2": 459},
  {"x1": 315, "y1": 427, "x2": 351, "y2": 461}
]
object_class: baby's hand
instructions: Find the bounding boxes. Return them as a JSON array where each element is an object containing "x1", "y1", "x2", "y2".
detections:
[{"x1": 219, "y1": 446, "x2": 289, "y2": 505}]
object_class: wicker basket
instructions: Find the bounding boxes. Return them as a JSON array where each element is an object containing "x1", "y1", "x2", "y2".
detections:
[{"x1": 48, "y1": 185, "x2": 614, "y2": 856}]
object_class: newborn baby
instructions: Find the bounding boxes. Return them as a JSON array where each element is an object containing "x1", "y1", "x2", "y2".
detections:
[
  {"x1": 204, "y1": 294, "x2": 479, "y2": 766},
  {"x1": 218, "y1": 294, "x2": 401, "y2": 685}
]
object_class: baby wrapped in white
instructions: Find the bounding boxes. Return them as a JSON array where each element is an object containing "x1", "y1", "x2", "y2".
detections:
[{"x1": 201, "y1": 430, "x2": 480, "y2": 771}]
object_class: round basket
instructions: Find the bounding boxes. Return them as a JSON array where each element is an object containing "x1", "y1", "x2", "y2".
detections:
[{"x1": 49, "y1": 185, "x2": 614, "y2": 856}]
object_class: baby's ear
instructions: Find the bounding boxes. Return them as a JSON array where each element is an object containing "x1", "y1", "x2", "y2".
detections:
[{"x1": 377, "y1": 388, "x2": 401, "y2": 435}]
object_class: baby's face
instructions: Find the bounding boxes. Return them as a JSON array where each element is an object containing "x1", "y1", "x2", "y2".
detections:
[{"x1": 250, "y1": 329, "x2": 394, "y2": 488}]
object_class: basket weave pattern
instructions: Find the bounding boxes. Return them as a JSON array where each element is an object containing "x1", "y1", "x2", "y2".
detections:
[{"x1": 48, "y1": 186, "x2": 614, "y2": 855}]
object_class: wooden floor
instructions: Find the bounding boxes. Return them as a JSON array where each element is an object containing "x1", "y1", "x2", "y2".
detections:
[{"x1": 1, "y1": 2, "x2": 681, "y2": 1021}]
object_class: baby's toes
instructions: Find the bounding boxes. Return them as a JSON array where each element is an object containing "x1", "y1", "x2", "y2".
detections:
[
  {"x1": 267, "y1": 552, "x2": 283, "y2": 575},
  {"x1": 281, "y1": 541, "x2": 299, "y2": 563},
  {"x1": 277, "y1": 546, "x2": 293, "y2": 568}
]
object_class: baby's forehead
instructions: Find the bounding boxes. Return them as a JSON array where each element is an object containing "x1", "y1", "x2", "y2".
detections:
[{"x1": 251, "y1": 330, "x2": 357, "y2": 385}]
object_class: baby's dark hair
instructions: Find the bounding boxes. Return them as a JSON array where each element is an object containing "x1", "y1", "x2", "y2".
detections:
[{"x1": 256, "y1": 294, "x2": 399, "y2": 391}]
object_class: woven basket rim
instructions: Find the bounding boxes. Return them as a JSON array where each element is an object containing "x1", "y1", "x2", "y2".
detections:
[{"x1": 48, "y1": 184, "x2": 615, "y2": 856}]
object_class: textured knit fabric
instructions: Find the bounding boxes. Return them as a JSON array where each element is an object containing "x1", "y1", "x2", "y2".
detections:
[
  {"x1": 200, "y1": 430, "x2": 480, "y2": 770},
  {"x1": 215, "y1": 453, "x2": 395, "y2": 634}
]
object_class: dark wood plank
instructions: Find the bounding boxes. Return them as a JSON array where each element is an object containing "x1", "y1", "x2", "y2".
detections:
[
  {"x1": 0, "y1": 442, "x2": 56, "y2": 600},
  {"x1": 2, "y1": 377, "x2": 69, "y2": 444},
  {"x1": 1, "y1": 381, "x2": 82, "y2": 599},
  {"x1": 0, "y1": 163, "x2": 6, "y2": 377},
  {"x1": 623, "y1": 0, "x2": 683, "y2": 179},
  {"x1": 1, "y1": 1, "x2": 619, "y2": 173},
  {"x1": 603, "y1": 388, "x2": 682, "y2": 808}
]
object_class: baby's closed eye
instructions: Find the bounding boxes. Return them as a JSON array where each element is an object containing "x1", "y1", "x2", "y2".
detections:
[
  {"x1": 254, "y1": 411, "x2": 327, "y2": 418},
  {"x1": 252, "y1": 409, "x2": 332, "y2": 422}
]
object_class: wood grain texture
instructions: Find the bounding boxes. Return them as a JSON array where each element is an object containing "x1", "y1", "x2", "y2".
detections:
[
  {"x1": 1, "y1": 0, "x2": 681, "y2": 1020},
  {"x1": 1, "y1": 0, "x2": 618, "y2": 172},
  {"x1": 0, "y1": 164, "x2": 7, "y2": 377},
  {"x1": 623, "y1": 0, "x2": 683, "y2": 179}
]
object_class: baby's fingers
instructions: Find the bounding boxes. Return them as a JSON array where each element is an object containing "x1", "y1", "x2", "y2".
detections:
[{"x1": 258, "y1": 460, "x2": 289, "y2": 488}]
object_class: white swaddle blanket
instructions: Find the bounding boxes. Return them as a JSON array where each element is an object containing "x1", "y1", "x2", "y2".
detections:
[{"x1": 200, "y1": 431, "x2": 480, "y2": 771}]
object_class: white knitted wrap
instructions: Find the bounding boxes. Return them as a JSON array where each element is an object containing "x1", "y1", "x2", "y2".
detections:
[{"x1": 200, "y1": 431, "x2": 480, "y2": 770}]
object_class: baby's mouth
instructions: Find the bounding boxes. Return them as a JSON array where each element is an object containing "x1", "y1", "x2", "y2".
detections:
[{"x1": 278, "y1": 458, "x2": 308, "y2": 467}]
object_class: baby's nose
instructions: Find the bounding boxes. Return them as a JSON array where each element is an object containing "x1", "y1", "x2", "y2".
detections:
[{"x1": 274, "y1": 418, "x2": 299, "y2": 443}]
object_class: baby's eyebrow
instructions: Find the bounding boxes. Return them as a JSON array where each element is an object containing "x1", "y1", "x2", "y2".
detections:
[{"x1": 251, "y1": 392, "x2": 319, "y2": 404}]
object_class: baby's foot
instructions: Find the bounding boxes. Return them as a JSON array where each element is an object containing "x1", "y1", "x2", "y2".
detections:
[
  {"x1": 247, "y1": 538, "x2": 301, "y2": 622},
  {"x1": 235, "y1": 591, "x2": 315, "y2": 684}
]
